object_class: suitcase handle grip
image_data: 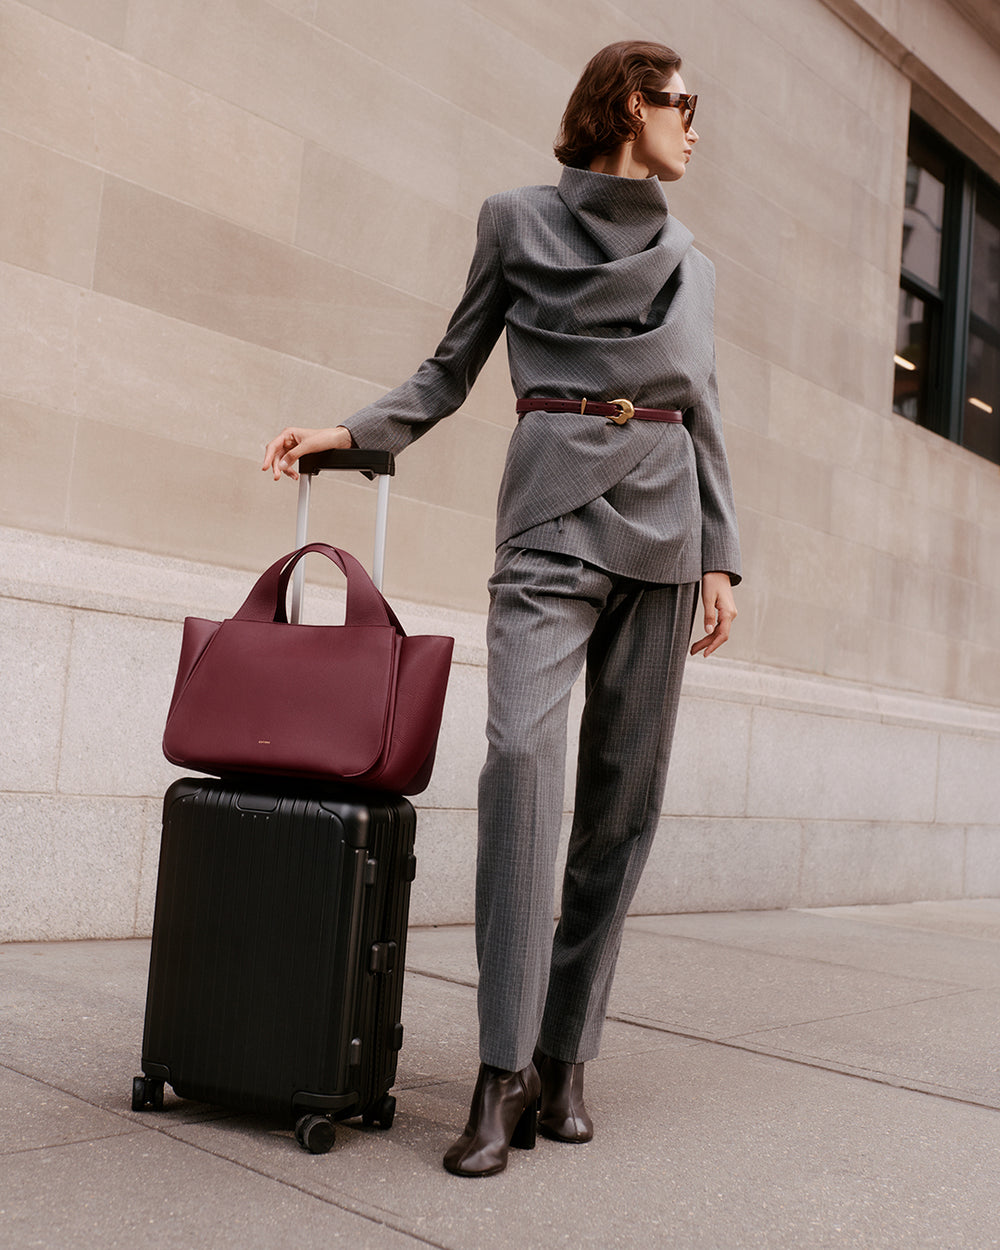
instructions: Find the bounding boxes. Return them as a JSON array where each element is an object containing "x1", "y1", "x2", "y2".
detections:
[
  {"x1": 292, "y1": 450, "x2": 394, "y2": 615},
  {"x1": 299, "y1": 449, "x2": 395, "y2": 477}
]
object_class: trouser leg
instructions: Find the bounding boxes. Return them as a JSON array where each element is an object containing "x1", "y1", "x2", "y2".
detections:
[
  {"x1": 538, "y1": 580, "x2": 699, "y2": 1063},
  {"x1": 476, "y1": 546, "x2": 608, "y2": 1071}
]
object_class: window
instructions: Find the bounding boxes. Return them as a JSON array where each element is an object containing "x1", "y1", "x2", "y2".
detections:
[{"x1": 894, "y1": 116, "x2": 1000, "y2": 465}]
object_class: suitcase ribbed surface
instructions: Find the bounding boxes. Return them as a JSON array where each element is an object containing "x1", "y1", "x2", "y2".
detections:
[{"x1": 141, "y1": 778, "x2": 415, "y2": 1121}]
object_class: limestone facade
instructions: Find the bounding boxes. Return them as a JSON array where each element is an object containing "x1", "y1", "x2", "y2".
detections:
[{"x1": 2, "y1": 0, "x2": 999, "y2": 939}]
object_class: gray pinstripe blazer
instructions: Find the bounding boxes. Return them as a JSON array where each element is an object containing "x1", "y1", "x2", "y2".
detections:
[{"x1": 345, "y1": 166, "x2": 742, "y2": 586}]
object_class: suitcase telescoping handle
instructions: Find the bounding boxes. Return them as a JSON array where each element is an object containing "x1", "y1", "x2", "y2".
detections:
[{"x1": 291, "y1": 449, "x2": 396, "y2": 623}]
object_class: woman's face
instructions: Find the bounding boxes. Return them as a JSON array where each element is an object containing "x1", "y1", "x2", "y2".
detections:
[{"x1": 630, "y1": 71, "x2": 698, "y2": 181}]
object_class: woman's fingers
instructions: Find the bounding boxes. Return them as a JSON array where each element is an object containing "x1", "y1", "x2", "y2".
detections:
[
  {"x1": 277, "y1": 436, "x2": 304, "y2": 481},
  {"x1": 261, "y1": 427, "x2": 352, "y2": 480},
  {"x1": 691, "y1": 622, "x2": 724, "y2": 657},
  {"x1": 262, "y1": 429, "x2": 293, "y2": 476},
  {"x1": 262, "y1": 428, "x2": 312, "y2": 479},
  {"x1": 691, "y1": 574, "x2": 737, "y2": 657},
  {"x1": 262, "y1": 428, "x2": 296, "y2": 462},
  {"x1": 690, "y1": 626, "x2": 716, "y2": 657},
  {"x1": 278, "y1": 431, "x2": 326, "y2": 480}
]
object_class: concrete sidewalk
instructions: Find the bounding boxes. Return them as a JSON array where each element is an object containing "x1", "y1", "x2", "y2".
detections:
[{"x1": 3, "y1": 900, "x2": 1000, "y2": 1248}]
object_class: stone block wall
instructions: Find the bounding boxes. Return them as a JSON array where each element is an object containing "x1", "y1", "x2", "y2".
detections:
[
  {"x1": 2, "y1": 0, "x2": 999, "y2": 939},
  {"x1": 3, "y1": 523, "x2": 999, "y2": 942}
]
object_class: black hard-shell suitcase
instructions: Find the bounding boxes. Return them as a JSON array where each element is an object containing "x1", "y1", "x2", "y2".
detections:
[
  {"x1": 133, "y1": 777, "x2": 415, "y2": 1152},
  {"x1": 133, "y1": 450, "x2": 421, "y2": 1154}
]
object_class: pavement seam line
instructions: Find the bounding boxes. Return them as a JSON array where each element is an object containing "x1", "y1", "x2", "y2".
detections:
[
  {"x1": 798, "y1": 913, "x2": 1000, "y2": 945},
  {"x1": 795, "y1": 906, "x2": 1000, "y2": 949},
  {"x1": 717, "y1": 1042, "x2": 1000, "y2": 1106},
  {"x1": 407, "y1": 936, "x2": 998, "y2": 995},
  {"x1": 605, "y1": 1012, "x2": 1000, "y2": 1113},
  {"x1": 405, "y1": 967, "x2": 476, "y2": 987},
  {"x1": 719, "y1": 984, "x2": 986, "y2": 1035},
  {"x1": 400, "y1": 973, "x2": 999, "y2": 1114},
  {"x1": 2, "y1": 1128, "x2": 148, "y2": 1158},
  {"x1": 0, "y1": 1059, "x2": 453, "y2": 1249},
  {"x1": 110, "y1": 1119, "x2": 456, "y2": 1250},
  {"x1": 620, "y1": 923, "x2": 985, "y2": 988}
]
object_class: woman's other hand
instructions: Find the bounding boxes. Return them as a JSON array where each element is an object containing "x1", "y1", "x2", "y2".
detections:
[
  {"x1": 690, "y1": 572, "x2": 737, "y2": 657},
  {"x1": 261, "y1": 426, "x2": 353, "y2": 481}
]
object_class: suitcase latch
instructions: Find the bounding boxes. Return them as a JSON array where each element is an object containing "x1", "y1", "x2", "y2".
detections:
[{"x1": 369, "y1": 941, "x2": 397, "y2": 974}]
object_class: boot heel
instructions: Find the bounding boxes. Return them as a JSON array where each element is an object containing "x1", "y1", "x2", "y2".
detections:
[{"x1": 510, "y1": 1101, "x2": 537, "y2": 1150}]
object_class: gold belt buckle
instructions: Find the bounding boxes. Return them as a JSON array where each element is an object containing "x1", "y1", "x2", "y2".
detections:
[{"x1": 608, "y1": 398, "x2": 635, "y2": 425}]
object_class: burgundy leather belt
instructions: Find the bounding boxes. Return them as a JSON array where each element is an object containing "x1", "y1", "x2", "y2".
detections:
[{"x1": 515, "y1": 398, "x2": 683, "y2": 426}]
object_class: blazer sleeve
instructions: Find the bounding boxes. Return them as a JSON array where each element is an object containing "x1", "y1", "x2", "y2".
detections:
[
  {"x1": 685, "y1": 351, "x2": 743, "y2": 586},
  {"x1": 343, "y1": 199, "x2": 510, "y2": 455}
]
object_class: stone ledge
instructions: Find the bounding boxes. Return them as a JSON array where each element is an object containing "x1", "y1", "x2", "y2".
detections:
[
  {"x1": 0, "y1": 524, "x2": 488, "y2": 665},
  {"x1": 5, "y1": 525, "x2": 1000, "y2": 740},
  {"x1": 683, "y1": 656, "x2": 1000, "y2": 739}
]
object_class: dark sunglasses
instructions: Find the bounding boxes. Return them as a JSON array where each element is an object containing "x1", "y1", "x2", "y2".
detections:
[{"x1": 641, "y1": 90, "x2": 697, "y2": 131}]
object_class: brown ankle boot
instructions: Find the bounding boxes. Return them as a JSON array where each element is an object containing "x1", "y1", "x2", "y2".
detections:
[
  {"x1": 533, "y1": 1047, "x2": 594, "y2": 1143},
  {"x1": 443, "y1": 1062, "x2": 541, "y2": 1177}
]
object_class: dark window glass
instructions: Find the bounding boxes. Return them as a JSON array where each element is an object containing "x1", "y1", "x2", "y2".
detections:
[
  {"x1": 970, "y1": 188, "x2": 1000, "y2": 324},
  {"x1": 964, "y1": 332, "x2": 999, "y2": 462},
  {"x1": 901, "y1": 157, "x2": 945, "y2": 289},
  {"x1": 965, "y1": 184, "x2": 1000, "y2": 463},
  {"x1": 896, "y1": 117, "x2": 1000, "y2": 465},
  {"x1": 894, "y1": 288, "x2": 929, "y2": 422}
]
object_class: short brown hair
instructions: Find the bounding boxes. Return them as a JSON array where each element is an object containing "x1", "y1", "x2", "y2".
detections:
[{"x1": 554, "y1": 40, "x2": 683, "y2": 168}]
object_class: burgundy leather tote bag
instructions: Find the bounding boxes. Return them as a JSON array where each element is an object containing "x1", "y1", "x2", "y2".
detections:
[{"x1": 162, "y1": 543, "x2": 454, "y2": 795}]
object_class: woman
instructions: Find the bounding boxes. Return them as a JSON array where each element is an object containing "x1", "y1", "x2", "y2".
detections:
[{"x1": 263, "y1": 40, "x2": 740, "y2": 1177}]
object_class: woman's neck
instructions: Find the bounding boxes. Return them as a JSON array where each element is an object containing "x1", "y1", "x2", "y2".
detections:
[{"x1": 589, "y1": 144, "x2": 652, "y2": 179}]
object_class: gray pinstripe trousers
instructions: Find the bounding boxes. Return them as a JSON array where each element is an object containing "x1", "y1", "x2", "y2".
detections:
[{"x1": 476, "y1": 544, "x2": 699, "y2": 1071}]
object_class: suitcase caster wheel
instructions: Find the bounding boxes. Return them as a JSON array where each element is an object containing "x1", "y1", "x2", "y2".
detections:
[
  {"x1": 295, "y1": 1114, "x2": 335, "y2": 1154},
  {"x1": 131, "y1": 1076, "x2": 164, "y2": 1112},
  {"x1": 368, "y1": 1093, "x2": 395, "y2": 1130}
]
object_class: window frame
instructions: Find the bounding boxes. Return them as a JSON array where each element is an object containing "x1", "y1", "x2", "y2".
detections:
[{"x1": 898, "y1": 115, "x2": 1000, "y2": 462}]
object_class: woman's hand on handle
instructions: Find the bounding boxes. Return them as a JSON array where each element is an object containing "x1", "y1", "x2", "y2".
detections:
[
  {"x1": 690, "y1": 572, "x2": 737, "y2": 658},
  {"x1": 261, "y1": 425, "x2": 353, "y2": 481}
]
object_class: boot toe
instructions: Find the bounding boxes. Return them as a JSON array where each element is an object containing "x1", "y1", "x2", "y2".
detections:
[
  {"x1": 538, "y1": 1110, "x2": 594, "y2": 1143},
  {"x1": 533, "y1": 1049, "x2": 594, "y2": 1143},
  {"x1": 443, "y1": 1138, "x2": 509, "y2": 1177},
  {"x1": 442, "y1": 1063, "x2": 539, "y2": 1177}
]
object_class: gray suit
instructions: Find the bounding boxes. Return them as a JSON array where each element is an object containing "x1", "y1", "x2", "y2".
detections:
[{"x1": 346, "y1": 166, "x2": 741, "y2": 1070}]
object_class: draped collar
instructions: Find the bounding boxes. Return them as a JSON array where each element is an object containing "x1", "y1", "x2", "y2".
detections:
[{"x1": 557, "y1": 165, "x2": 672, "y2": 261}]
